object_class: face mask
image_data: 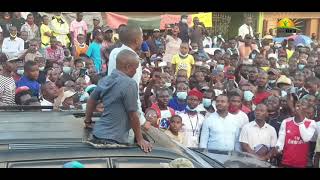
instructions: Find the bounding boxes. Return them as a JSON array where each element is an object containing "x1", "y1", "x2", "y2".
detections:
[
  {"x1": 195, "y1": 61, "x2": 202, "y2": 66},
  {"x1": 63, "y1": 66, "x2": 72, "y2": 74},
  {"x1": 261, "y1": 66, "x2": 270, "y2": 72},
  {"x1": 244, "y1": 90, "x2": 254, "y2": 101},
  {"x1": 214, "y1": 89, "x2": 223, "y2": 97},
  {"x1": 281, "y1": 90, "x2": 287, "y2": 97},
  {"x1": 69, "y1": 105, "x2": 75, "y2": 109},
  {"x1": 176, "y1": 91, "x2": 187, "y2": 100},
  {"x1": 279, "y1": 64, "x2": 288, "y2": 69},
  {"x1": 79, "y1": 92, "x2": 90, "y2": 102},
  {"x1": 269, "y1": 80, "x2": 276, "y2": 84},
  {"x1": 179, "y1": 52, "x2": 188, "y2": 58},
  {"x1": 193, "y1": 48, "x2": 198, "y2": 52},
  {"x1": 39, "y1": 66, "x2": 45, "y2": 71},
  {"x1": 228, "y1": 104, "x2": 239, "y2": 113},
  {"x1": 216, "y1": 64, "x2": 224, "y2": 71},
  {"x1": 186, "y1": 105, "x2": 197, "y2": 112},
  {"x1": 298, "y1": 64, "x2": 305, "y2": 70},
  {"x1": 17, "y1": 69, "x2": 24, "y2": 75},
  {"x1": 202, "y1": 98, "x2": 212, "y2": 108},
  {"x1": 181, "y1": 19, "x2": 188, "y2": 24},
  {"x1": 10, "y1": 33, "x2": 17, "y2": 38},
  {"x1": 165, "y1": 82, "x2": 171, "y2": 88}
]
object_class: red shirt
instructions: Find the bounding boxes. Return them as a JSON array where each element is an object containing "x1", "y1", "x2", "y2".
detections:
[
  {"x1": 151, "y1": 103, "x2": 175, "y2": 119},
  {"x1": 253, "y1": 91, "x2": 271, "y2": 105},
  {"x1": 282, "y1": 119, "x2": 311, "y2": 168},
  {"x1": 241, "y1": 105, "x2": 251, "y2": 114}
]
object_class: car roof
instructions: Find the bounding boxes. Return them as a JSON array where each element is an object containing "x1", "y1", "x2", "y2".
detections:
[{"x1": 0, "y1": 111, "x2": 214, "y2": 167}]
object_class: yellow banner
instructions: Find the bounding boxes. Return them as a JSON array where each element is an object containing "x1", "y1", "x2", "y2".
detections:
[{"x1": 191, "y1": 12, "x2": 213, "y2": 28}]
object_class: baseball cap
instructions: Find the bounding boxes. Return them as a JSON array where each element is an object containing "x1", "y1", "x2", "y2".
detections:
[
  {"x1": 93, "y1": 16, "x2": 100, "y2": 21},
  {"x1": 181, "y1": 14, "x2": 188, "y2": 19},
  {"x1": 276, "y1": 75, "x2": 292, "y2": 85},
  {"x1": 296, "y1": 43, "x2": 305, "y2": 48},
  {"x1": 268, "y1": 53, "x2": 278, "y2": 61},
  {"x1": 102, "y1": 26, "x2": 113, "y2": 33},
  {"x1": 60, "y1": 90, "x2": 76, "y2": 106},
  {"x1": 263, "y1": 35, "x2": 273, "y2": 40},
  {"x1": 153, "y1": 29, "x2": 160, "y2": 32},
  {"x1": 15, "y1": 86, "x2": 30, "y2": 95}
]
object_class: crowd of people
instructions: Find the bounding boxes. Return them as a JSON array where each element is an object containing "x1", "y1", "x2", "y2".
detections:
[{"x1": 1, "y1": 12, "x2": 320, "y2": 168}]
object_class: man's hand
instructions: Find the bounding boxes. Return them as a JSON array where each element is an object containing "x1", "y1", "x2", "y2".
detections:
[
  {"x1": 137, "y1": 139, "x2": 152, "y2": 153},
  {"x1": 84, "y1": 119, "x2": 94, "y2": 129}
]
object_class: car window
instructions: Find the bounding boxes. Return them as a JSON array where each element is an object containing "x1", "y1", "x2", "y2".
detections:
[
  {"x1": 7, "y1": 158, "x2": 109, "y2": 168},
  {"x1": 110, "y1": 157, "x2": 172, "y2": 168}
]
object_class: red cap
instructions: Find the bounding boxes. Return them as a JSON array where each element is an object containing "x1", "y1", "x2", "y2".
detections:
[
  {"x1": 188, "y1": 88, "x2": 203, "y2": 100},
  {"x1": 15, "y1": 86, "x2": 30, "y2": 94}
]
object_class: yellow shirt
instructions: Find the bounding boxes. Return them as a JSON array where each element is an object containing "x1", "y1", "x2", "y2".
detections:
[
  {"x1": 164, "y1": 130, "x2": 184, "y2": 144},
  {"x1": 171, "y1": 54, "x2": 195, "y2": 78},
  {"x1": 286, "y1": 49, "x2": 294, "y2": 60},
  {"x1": 40, "y1": 24, "x2": 52, "y2": 48}
]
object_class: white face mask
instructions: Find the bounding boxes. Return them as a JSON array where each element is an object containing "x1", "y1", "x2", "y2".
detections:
[
  {"x1": 181, "y1": 19, "x2": 188, "y2": 24},
  {"x1": 179, "y1": 52, "x2": 188, "y2": 58},
  {"x1": 195, "y1": 61, "x2": 203, "y2": 66},
  {"x1": 165, "y1": 82, "x2": 171, "y2": 87}
]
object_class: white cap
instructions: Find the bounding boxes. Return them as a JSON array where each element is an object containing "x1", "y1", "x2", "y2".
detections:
[
  {"x1": 268, "y1": 53, "x2": 278, "y2": 61},
  {"x1": 60, "y1": 90, "x2": 76, "y2": 106}
]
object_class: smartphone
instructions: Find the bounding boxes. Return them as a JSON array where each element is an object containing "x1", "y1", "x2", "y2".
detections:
[{"x1": 80, "y1": 68, "x2": 87, "y2": 77}]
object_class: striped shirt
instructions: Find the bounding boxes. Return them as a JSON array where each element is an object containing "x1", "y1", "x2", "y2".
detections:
[{"x1": 0, "y1": 75, "x2": 16, "y2": 105}]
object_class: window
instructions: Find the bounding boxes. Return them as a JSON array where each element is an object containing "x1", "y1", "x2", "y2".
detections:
[
  {"x1": 8, "y1": 158, "x2": 109, "y2": 168},
  {"x1": 110, "y1": 157, "x2": 173, "y2": 168}
]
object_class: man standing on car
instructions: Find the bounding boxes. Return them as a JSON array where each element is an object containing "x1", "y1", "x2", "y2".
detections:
[{"x1": 84, "y1": 49, "x2": 152, "y2": 153}]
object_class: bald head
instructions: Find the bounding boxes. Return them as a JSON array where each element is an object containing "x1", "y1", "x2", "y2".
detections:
[
  {"x1": 116, "y1": 49, "x2": 139, "y2": 78},
  {"x1": 119, "y1": 25, "x2": 143, "y2": 49}
]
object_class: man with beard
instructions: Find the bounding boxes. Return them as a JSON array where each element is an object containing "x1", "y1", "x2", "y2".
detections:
[
  {"x1": 276, "y1": 99, "x2": 318, "y2": 168},
  {"x1": 253, "y1": 71, "x2": 271, "y2": 105},
  {"x1": 2, "y1": 26, "x2": 24, "y2": 59},
  {"x1": 200, "y1": 94, "x2": 239, "y2": 152},
  {"x1": 267, "y1": 68, "x2": 280, "y2": 90},
  {"x1": 265, "y1": 96, "x2": 290, "y2": 134},
  {"x1": 239, "y1": 104, "x2": 277, "y2": 161},
  {"x1": 248, "y1": 66, "x2": 259, "y2": 86},
  {"x1": 228, "y1": 90, "x2": 249, "y2": 151},
  {"x1": 293, "y1": 72, "x2": 308, "y2": 100}
]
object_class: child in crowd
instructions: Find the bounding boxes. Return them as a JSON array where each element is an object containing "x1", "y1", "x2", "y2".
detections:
[
  {"x1": 171, "y1": 42, "x2": 195, "y2": 78},
  {"x1": 73, "y1": 34, "x2": 89, "y2": 59},
  {"x1": 16, "y1": 61, "x2": 40, "y2": 98},
  {"x1": 164, "y1": 115, "x2": 184, "y2": 144}
]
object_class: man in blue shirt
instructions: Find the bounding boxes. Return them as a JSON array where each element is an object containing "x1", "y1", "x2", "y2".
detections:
[
  {"x1": 16, "y1": 61, "x2": 40, "y2": 98},
  {"x1": 87, "y1": 29, "x2": 103, "y2": 73},
  {"x1": 169, "y1": 82, "x2": 189, "y2": 112},
  {"x1": 200, "y1": 94, "x2": 239, "y2": 152}
]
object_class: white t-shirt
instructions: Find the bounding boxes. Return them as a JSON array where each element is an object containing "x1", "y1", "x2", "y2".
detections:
[
  {"x1": 178, "y1": 112, "x2": 205, "y2": 148},
  {"x1": 40, "y1": 98, "x2": 53, "y2": 112},
  {"x1": 231, "y1": 110, "x2": 249, "y2": 151},
  {"x1": 239, "y1": 121, "x2": 277, "y2": 150}
]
